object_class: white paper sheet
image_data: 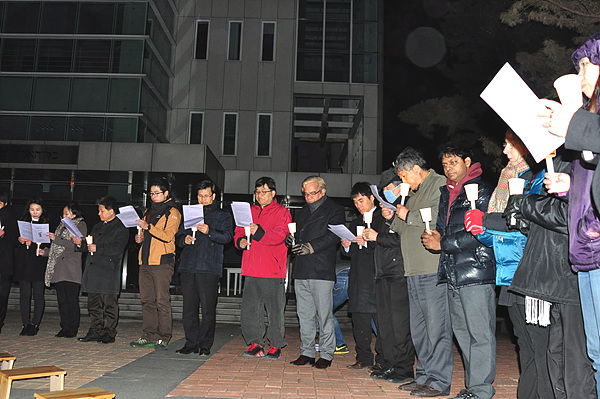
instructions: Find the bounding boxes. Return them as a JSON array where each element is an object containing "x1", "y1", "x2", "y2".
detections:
[
  {"x1": 116, "y1": 205, "x2": 140, "y2": 228},
  {"x1": 370, "y1": 185, "x2": 397, "y2": 210},
  {"x1": 17, "y1": 221, "x2": 33, "y2": 241},
  {"x1": 480, "y1": 63, "x2": 565, "y2": 163},
  {"x1": 61, "y1": 217, "x2": 84, "y2": 238},
  {"x1": 31, "y1": 223, "x2": 50, "y2": 243},
  {"x1": 183, "y1": 204, "x2": 204, "y2": 229},
  {"x1": 231, "y1": 202, "x2": 253, "y2": 227},
  {"x1": 327, "y1": 224, "x2": 357, "y2": 242}
]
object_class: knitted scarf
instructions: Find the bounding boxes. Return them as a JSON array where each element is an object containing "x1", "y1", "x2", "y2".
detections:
[
  {"x1": 487, "y1": 158, "x2": 529, "y2": 213},
  {"x1": 45, "y1": 216, "x2": 84, "y2": 287}
]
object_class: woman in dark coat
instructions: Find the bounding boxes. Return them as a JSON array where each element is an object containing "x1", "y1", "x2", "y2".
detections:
[
  {"x1": 46, "y1": 202, "x2": 87, "y2": 338},
  {"x1": 15, "y1": 197, "x2": 50, "y2": 336}
]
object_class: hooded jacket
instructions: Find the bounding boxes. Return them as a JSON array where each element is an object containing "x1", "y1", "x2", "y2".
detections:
[{"x1": 437, "y1": 163, "x2": 496, "y2": 289}]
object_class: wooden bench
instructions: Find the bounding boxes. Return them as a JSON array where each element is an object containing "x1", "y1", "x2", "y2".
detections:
[
  {"x1": 34, "y1": 387, "x2": 115, "y2": 399},
  {"x1": 0, "y1": 354, "x2": 15, "y2": 371},
  {"x1": 0, "y1": 365, "x2": 66, "y2": 399}
]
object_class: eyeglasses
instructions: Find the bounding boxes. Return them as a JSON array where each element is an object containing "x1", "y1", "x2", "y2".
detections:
[
  {"x1": 303, "y1": 190, "x2": 322, "y2": 197},
  {"x1": 198, "y1": 194, "x2": 213, "y2": 199},
  {"x1": 254, "y1": 189, "x2": 273, "y2": 196},
  {"x1": 149, "y1": 191, "x2": 164, "y2": 196}
]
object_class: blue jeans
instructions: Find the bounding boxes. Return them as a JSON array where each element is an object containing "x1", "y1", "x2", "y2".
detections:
[
  {"x1": 332, "y1": 268, "x2": 349, "y2": 346},
  {"x1": 579, "y1": 269, "x2": 600, "y2": 396}
]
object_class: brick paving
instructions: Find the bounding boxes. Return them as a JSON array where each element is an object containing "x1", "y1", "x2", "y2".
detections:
[
  {"x1": 0, "y1": 309, "x2": 519, "y2": 398},
  {"x1": 170, "y1": 328, "x2": 519, "y2": 399}
]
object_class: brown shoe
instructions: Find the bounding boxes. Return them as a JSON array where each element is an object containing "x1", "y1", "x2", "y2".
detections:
[
  {"x1": 399, "y1": 381, "x2": 423, "y2": 392},
  {"x1": 369, "y1": 363, "x2": 383, "y2": 373},
  {"x1": 346, "y1": 361, "x2": 371, "y2": 370},
  {"x1": 312, "y1": 358, "x2": 332, "y2": 369},
  {"x1": 290, "y1": 355, "x2": 315, "y2": 366}
]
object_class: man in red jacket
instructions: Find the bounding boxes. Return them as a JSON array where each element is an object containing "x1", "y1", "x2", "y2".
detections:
[{"x1": 235, "y1": 177, "x2": 292, "y2": 360}]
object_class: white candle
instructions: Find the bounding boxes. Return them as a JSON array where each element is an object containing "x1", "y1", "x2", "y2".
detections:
[
  {"x1": 85, "y1": 235, "x2": 94, "y2": 256},
  {"x1": 288, "y1": 223, "x2": 296, "y2": 245},
  {"x1": 363, "y1": 212, "x2": 372, "y2": 228},
  {"x1": 244, "y1": 225, "x2": 251, "y2": 249},
  {"x1": 356, "y1": 225, "x2": 365, "y2": 249},
  {"x1": 419, "y1": 207, "x2": 432, "y2": 234},
  {"x1": 191, "y1": 226, "x2": 197, "y2": 244},
  {"x1": 137, "y1": 226, "x2": 142, "y2": 235},
  {"x1": 464, "y1": 184, "x2": 479, "y2": 210},
  {"x1": 400, "y1": 183, "x2": 410, "y2": 206},
  {"x1": 36, "y1": 242, "x2": 41, "y2": 257}
]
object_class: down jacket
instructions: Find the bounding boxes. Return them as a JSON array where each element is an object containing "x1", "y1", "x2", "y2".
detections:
[
  {"x1": 437, "y1": 175, "x2": 496, "y2": 289},
  {"x1": 234, "y1": 199, "x2": 291, "y2": 279},
  {"x1": 176, "y1": 203, "x2": 233, "y2": 277}
]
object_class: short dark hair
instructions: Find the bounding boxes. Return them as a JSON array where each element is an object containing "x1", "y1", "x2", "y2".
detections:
[
  {"x1": 149, "y1": 177, "x2": 170, "y2": 195},
  {"x1": 438, "y1": 144, "x2": 473, "y2": 162},
  {"x1": 255, "y1": 176, "x2": 276, "y2": 192},
  {"x1": 0, "y1": 192, "x2": 8, "y2": 204},
  {"x1": 97, "y1": 196, "x2": 117, "y2": 212},
  {"x1": 64, "y1": 202, "x2": 83, "y2": 218},
  {"x1": 393, "y1": 147, "x2": 427, "y2": 172},
  {"x1": 351, "y1": 182, "x2": 372, "y2": 199},
  {"x1": 196, "y1": 180, "x2": 215, "y2": 194}
]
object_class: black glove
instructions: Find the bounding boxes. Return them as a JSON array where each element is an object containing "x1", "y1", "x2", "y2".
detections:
[
  {"x1": 285, "y1": 234, "x2": 295, "y2": 248},
  {"x1": 291, "y1": 243, "x2": 313, "y2": 256},
  {"x1": 502, "y1": 194, "x2": 531, "y2": 236}
]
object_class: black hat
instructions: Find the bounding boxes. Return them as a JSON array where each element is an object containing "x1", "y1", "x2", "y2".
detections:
[{"x1": 378, "y1": 168, "x2": 401, "y2": 190}]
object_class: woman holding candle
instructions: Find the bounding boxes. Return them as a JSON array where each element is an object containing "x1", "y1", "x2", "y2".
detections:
[
  {"x1": 46, "y1": 202, "x2": 87, "y2": 338},
  {"x1": 15, "y1": 197, "x2": 50, "y2": 336}
]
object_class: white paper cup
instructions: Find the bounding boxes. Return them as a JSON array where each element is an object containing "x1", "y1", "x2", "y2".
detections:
[
  {"x1": 244, "y1": 226, "x2": 251, "y2": 248},
  {"x1": 356, "y1": 226, "x2": 365, "y2": 248},
  {"x1": 508, "y1": 178, "x2": 526, "y2": 195},
  {"x1": 85, "y1": 235, "x2": 93, "y2": 245},
  {"x1": 400, "y1": 183, "x2": 410, "y2": 197},
  {"x1": 419, "y1": 207, "x2": 432, "y2": 223},
  {"x1": 288, "y1": 223, "x2": 296, "y2": 234},
  {"x1": 553, "y1": 74, "x2": 583, "y2": 110},
  {"x1": 464, "y1": 184, "x2": 479, "y2": 202}
]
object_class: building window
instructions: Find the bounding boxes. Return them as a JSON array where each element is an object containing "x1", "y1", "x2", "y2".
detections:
[
  {"x1": 195, "y1": 21, "x2": 209, "y2": 60},
  {"x1": 189, "y1": 112, "x2": 203, "y2": 144},
  {"x1": 261, "y1": 22, "x2": 276, "y2": 62},
  {"x1": 228, "y1": 21, "x2": 242, "y2": 61},
  {"x1": 256, "y1": 114, "x2": 272, "y2": 157},
  {"x1": 222, "y1": 113, "x2": 237, "y2": 155},
  {"x1": 296, "y1": 0, "x2": 377, "y2": 83}
]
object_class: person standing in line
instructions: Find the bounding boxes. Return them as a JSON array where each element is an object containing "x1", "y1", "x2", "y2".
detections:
[
  {"x1": 15, "y1": 197, "x2": 50, "y2": 336},
  {"x1": 0, "y1": 192, "x2": 17, "y2": 334},
  {"x1": 131, "y1": 177, "x2": 181, "y2": 350},
  {"x1": 176, "y1": 180, "x2": 233, "y2": 356},
  {"x1": 287, "y1": 176, "x2": 345, "y2": 369},
  {"x1": 46, "y1": 202, "x2": 87, "y2": 338},
  {"x1": 76, "y1": 196, "x2": 129, "y2": 344},
  {"x1": 236, "y1": 177, "x2": 291, "y2": 360}
]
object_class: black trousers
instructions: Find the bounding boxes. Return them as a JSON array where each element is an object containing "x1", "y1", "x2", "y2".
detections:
[
  {"x1": 19, "y1": 280, "x2": 45, "y2": 326},
  {"x1": 0, "y1": 274, "x2": 12, "y2": 329},
  {"x1": 352, "y1": 311, "x2": 377, "y2": 365},
  {"x1": 180, "y1": 272, "x2": 219, "y2": 350},
  {"x1": 548, "y1": 303, "x2": 597, "y2": 399},
  {"x1": 507, "y1": 303, "x2": 553, "y2": 399},
  {"x1": 87, "y1": 293, "x2": 119, "y2": 338},
  {"x1": 55, "y1": 281, "x2": 80, "y2": 332},
  {"x1": 375, "y1": 276, "x2": 415, "y2": 377}
]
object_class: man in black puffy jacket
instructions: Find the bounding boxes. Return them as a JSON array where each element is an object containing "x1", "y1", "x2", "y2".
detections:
[{"x1": 422, "y1": 145, "x2": 496, "y2": 399}]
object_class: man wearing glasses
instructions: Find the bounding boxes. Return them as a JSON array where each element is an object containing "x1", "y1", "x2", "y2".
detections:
[
  {"x1": 175, "y1": 180, "x2": 233, "y2": 356},
  {"x1": 287, "y1": 176, "x2": 345, "y2": 369},
  {"x1": 235, "y1": 177, "x2": 291, "y2": 360}
]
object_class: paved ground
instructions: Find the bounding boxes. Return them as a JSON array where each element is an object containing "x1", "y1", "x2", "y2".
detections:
[{"x1": 1, "y1": 310, "x2": 519, "y2": 399}]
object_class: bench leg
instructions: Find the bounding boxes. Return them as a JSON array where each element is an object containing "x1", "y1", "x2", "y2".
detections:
[
  {"x1": 49, "y1": 375, "x2": 64, "y2": 391},
  {"x1": 0, "y1": 360, "x2": 13, "y2": 371},
  {"x1": 0, "y1": 377, "x2": 12, "y2": 399}
]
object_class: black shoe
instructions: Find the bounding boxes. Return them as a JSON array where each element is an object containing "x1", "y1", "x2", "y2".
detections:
[
  {"x1": 176, "y1": 345, "x2": 199, "y2": 355},
  {"x1": 64, "y1": 330, "x2": 78, "y2": 338},
  {"x1": 101, "y1": 334, "x2": 115, "y2": 344},
  {"x1": 27, "y1": 325, "x2": 39, "y2": 336},
  {"x1": 20, "y1": 324, "x2": 33, "y2": 336},
  {"x1": 55, "y1": 329, "x2": 67, "y2": 338},
  {"x1": 199, "y1": 348, "x2": 210, "y2": 356},
  {"x1": 78, "y1": 333, "x2": 102, "y2": 342},
  {"x1": 371, "y1": 367, "x2": 393, "y2": 379}
]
